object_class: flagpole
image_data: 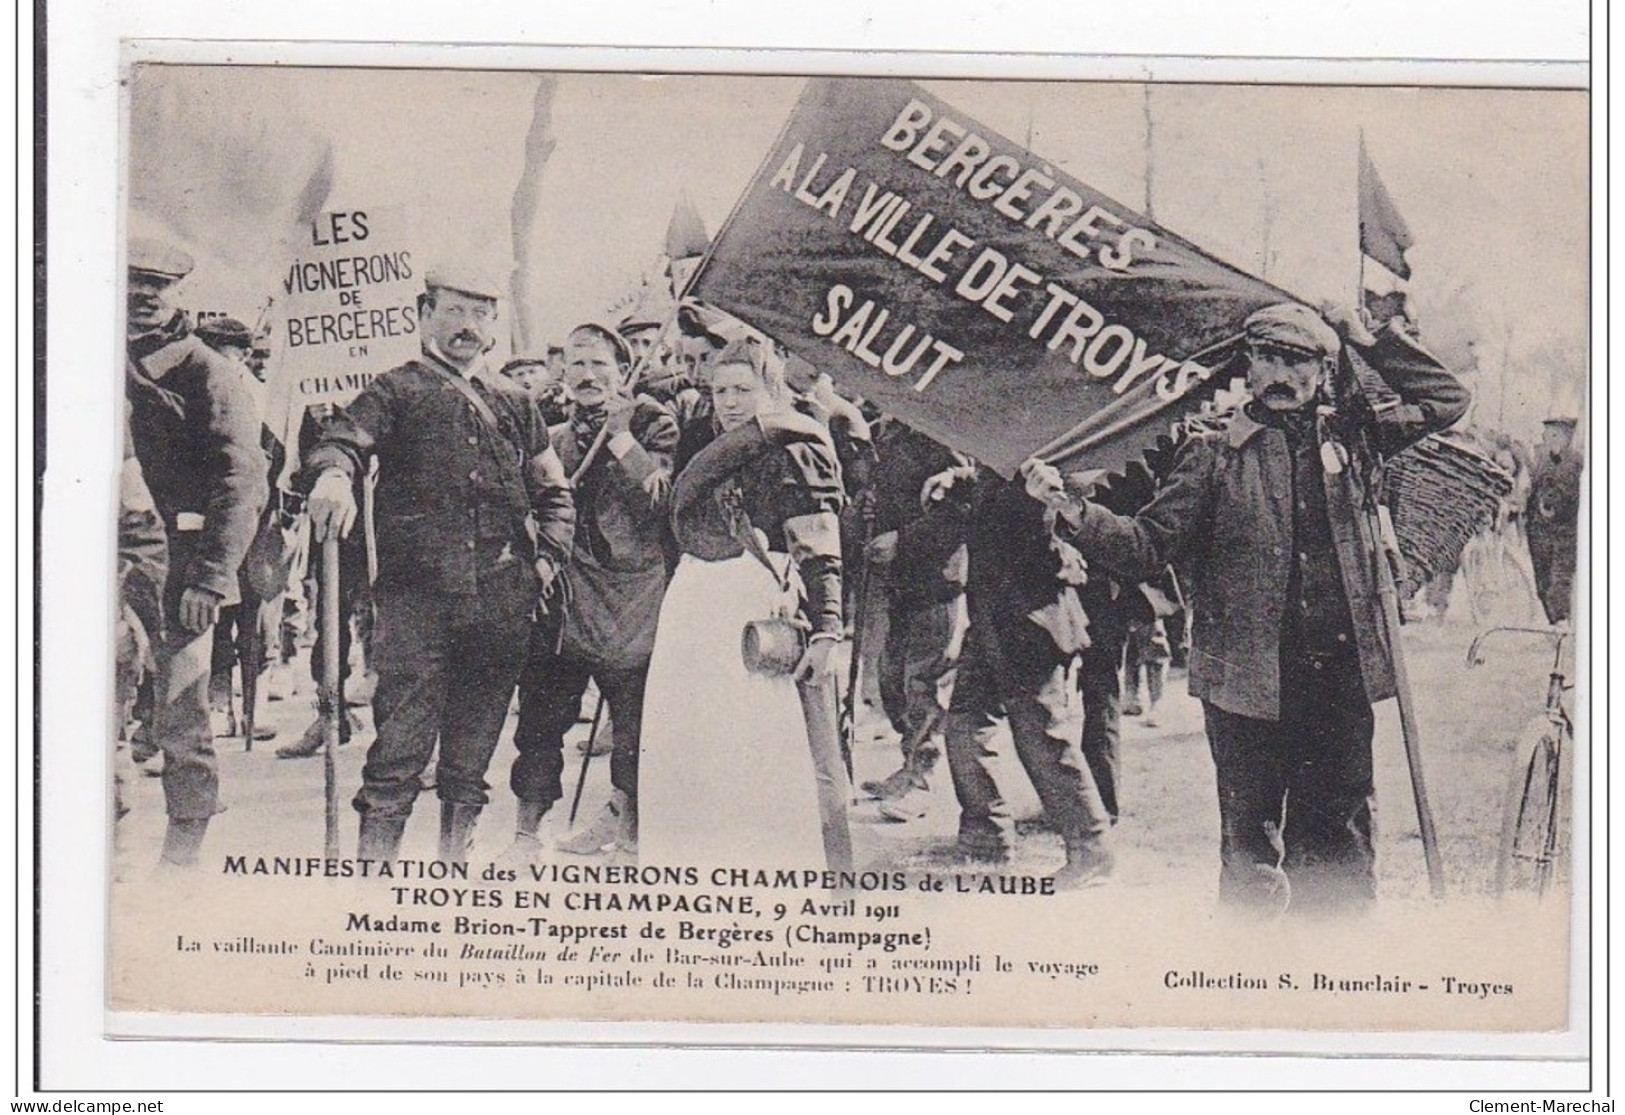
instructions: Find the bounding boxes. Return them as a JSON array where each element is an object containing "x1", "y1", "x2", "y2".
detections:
[
  {"x1": 1355, "y1": 129, "x2": 1443, "y2": 895},
  {"x1": 1356, "y1": 129, "x2": 1366, "y2": 310},
  {"x1": 1142, "y1": 84, "x2": 1156, "y2": 223}
]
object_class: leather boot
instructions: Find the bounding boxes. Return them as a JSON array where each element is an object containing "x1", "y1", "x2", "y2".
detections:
[
  {"x1": 557, "y1": 789, "x2": 632, "y2": 856},
  {"x1": 1050, "y1": 833, "x2": 1115, "y2": 890},
  {"x1": 357, "y1": 813, "x2": 408, "y2": 862},
  {"x1": 493, "y1": 800, "x2": 550, "y2": 869},
  {"x1": 277, "y1": 697, "x2": 356, "y2": 759},
  {"x1": 158, "y1": 818, "x2": 210, "y2": 868},
  {"x1": 438, "y1": 802, "x2": 482, "y2": 865}
]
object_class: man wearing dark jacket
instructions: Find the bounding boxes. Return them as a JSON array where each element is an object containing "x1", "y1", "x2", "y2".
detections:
[
  {"x1": 861, "y1": 419, "x2": 968, "y2": 821},
  {"x1": 306, "y1": 267, "x2": 575, "y2": 864},
  {"x1": 1031, "y1": 303, "x2": 1468, "y2": 914},
  {"x1": 195, "y1": 316, "x2": 281, "y2": 743},
  {"x1": 124, "y1": 238, "x2": 268, "y2": 866},
  {"x1": 504, "y1": 323, "x2": 678, "y2": 861},
  {"x1": 920, "y1": 461, "x2": 1113, "y2": 887}
]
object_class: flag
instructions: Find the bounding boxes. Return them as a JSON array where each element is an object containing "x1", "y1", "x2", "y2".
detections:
[
  {"x1": 1362, "y1": 288, "x2": 1409, "y2": 329},
  {"x1": 1359, "y1": 134, "x2": 1414, "y2": 280},
  {"x1": 665, "y1": 189, "x2": 711, "y2": 261},
  {"x1": 663, "y1": 190, "x2": 712, "y2": 296},
  {"x1": 692, "y1": 77, "x2": 1292, "y2": 477}
]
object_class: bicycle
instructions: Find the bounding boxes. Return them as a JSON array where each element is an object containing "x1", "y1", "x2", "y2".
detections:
[{"x1": 1466, "y1": 624, "x2": 1574, "y2": 898}]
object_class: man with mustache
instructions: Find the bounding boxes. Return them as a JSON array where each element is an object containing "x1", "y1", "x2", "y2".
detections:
[
  {"x1": 1026, "y1": 303, "x2": 1468, "y2": 914},
  {"x1": 502, "y1": 323, "x2": 678, "y2": 861},
  {"x1": 123, "y1": 238, "x2": 268, "y2": 866},
  {"x1": 306, "y1": 267, "x2": 575, "y2": 864}
]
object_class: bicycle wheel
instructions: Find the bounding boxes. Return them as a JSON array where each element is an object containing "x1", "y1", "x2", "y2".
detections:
[{"x1": 1494, "y1": 723, "x2": 1566, "y2": 897}]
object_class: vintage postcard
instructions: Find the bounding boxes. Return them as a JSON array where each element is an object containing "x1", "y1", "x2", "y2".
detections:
[{"x1": 103, "y1": 57, "x2": 1588, "y2": 1045}]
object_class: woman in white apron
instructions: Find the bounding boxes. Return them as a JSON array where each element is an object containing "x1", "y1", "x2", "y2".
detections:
[{"x1": 638, "y1": 340, "x2": 846, "y2": 869}]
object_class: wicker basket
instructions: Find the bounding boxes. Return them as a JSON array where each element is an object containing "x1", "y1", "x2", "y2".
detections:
[{"x1": 1383, "y1": 434, "x2": 1514, "y2": 582}]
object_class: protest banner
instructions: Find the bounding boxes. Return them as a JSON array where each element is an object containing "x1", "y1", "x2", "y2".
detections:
[
  {"x1": 88, "y1": 66, "x2": 1587, "y2": 1068},
  {"x1": 275, "y1": 206, "x2": 422, "y2": 409},
  {"x1": 691, "y1": 77, "x2": 1294, "y2": 476},
  {"x1": 260, "y1": 206, "x2": 422, "y2": 476}
]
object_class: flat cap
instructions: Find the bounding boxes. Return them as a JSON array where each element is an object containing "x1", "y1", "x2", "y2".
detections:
[
  {"x1": 128, "y1": 236, "x2": 194, "y2": 282},
  {"x1": 618, "y1": 315, "x2": 663, "y2": 336},
  {"x1": 1243, "y1": 302, "x2": 1341, "y2": 358},
  {"x1": 567, "y1": 321, "x2": 634, "y2": 367},
  {"x1": 424, "y1": 264, "x2": 503, "y2": 302},
  {"x1": 1543, "y1": 391, "x2": 1582, "y2": 425},
  {"x1": 500, "y1": 353, "x2": 550, "y2": 374},
  {"x1": 195, "y1": 316, "x2": 256, "y2": 349}
]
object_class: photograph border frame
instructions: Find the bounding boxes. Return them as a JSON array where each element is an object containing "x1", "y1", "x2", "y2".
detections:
[{"x1": 25, "y1": 0, "x2": 1605, "y2": 1096}]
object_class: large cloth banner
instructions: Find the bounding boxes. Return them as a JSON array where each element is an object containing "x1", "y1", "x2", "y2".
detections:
[{"x1": 692, "y1": 78, "x2": 1293, "y2": 476}]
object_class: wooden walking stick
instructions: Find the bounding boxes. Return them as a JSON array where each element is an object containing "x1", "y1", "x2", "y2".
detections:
[
  {"x1": 799, "y1": 674, "x2": 855, "y2": 875},
  {"x1": 1370, "y1": 505, "x2": 1447, "y2": 897},
  {"x1": 837, "y1": 503, "x2": 876, "y2": 787},
  {"x1": 1338, "y1": 336, "x2": 1447, "y2": 898},
  {"x1": 567, "y1": 691, "x2": 607, "y2": 826},
  {"x1": 241, "y1": 618, "x2": 261, "y2": 752},
  {"x1": 320, "y1": 535, "x2": 342, "y2": 859}
]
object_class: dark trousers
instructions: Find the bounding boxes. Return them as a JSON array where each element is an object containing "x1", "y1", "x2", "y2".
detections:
[
  {"x1": 1123, "y1": 618, "x2": 1168, "y2": 706},
  {"x1": 511, "y1": 636, "x2": 648, "y2": 809},
  {"x1": 353, "y1": 563, "x2": 533, "y2": 820},
  {"x1": 1076, "y1": 645, "x2": 1122, "y2": 823},
  {"x1": 944, "y1": 622, "x2": 1111, "y2": 858},
  {"x1": 1528, "y1": 528, "x2": 1576, "y2": 625},
  {"x1": 1202, "y1": 650, "x2": 1376, "y2": 915},
  {"x1": 209, "y1": 603, "x2": 244, "y2": 707},
  {"x1": 208, "y1": 591, "x2": 279, "y2": 707},
  {"x1": 877, "y1": 595, "x2": 961, "y2": 775},
  {"x1": 150, "y1": 535, "x2": 219, "y2": 821}
]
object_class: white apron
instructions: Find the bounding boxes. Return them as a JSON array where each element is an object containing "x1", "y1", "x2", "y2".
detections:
[{"x1": 637, "y1": 550, "x2": 825, "y2": 869}]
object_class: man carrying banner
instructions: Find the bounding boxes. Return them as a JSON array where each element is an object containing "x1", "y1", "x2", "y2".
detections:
[
  {"x1": 124, "y1": 238, "x2": 268, "y2": 867},
  {"x1": 503, "y1": 323, "x2": 678, "y2": 862},
  {"x1": 861, "y1": 418, "x2": 968, "y2": 821},
  {"x1": 278, "y1": 402, "x2": 370, "y2": 759},
  {"x1": 1029, "y1": 303, "x2": 1467, "y2": 914},
  {"x1": 917, "y1": 463, "x2": 1114, "y2": 888},
  {"x1": 305, "y1": 266, "x2": 575, "y2": 864}
]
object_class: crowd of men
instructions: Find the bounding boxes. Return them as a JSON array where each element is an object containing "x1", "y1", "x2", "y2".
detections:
[{"x1": 119, "y1": 230, "x2": 1586, "y2": 912}]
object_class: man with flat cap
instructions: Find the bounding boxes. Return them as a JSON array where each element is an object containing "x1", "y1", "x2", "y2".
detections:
[
  {"x1": 503, "y1": 322, "x2": 678, "y2": 861},
  {"x1": 124, "y1": 238, "x2": 268, "y2": 866},
  {"x1": 1026, "y1": 302, "x2": 1468, "y2": 914},
  {"x1": 499, "y1": 352, "x2": 571, "y2": 426},
  {"x1": 1526, "y1": 408, "x2": 1583, "y2": 625},
  {"x1": 305, "y1": 265, "x2": 575, "y2": 864}
]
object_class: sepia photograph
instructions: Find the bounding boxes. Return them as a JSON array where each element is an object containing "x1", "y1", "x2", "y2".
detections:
[{"x1": 97, "y1": 58, "x2": 1591, "y2": 1043}]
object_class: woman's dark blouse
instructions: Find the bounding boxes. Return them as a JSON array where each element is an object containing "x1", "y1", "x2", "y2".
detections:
[{"x1": 672, "y1": 426, "x2": 846, "y2": 638}]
